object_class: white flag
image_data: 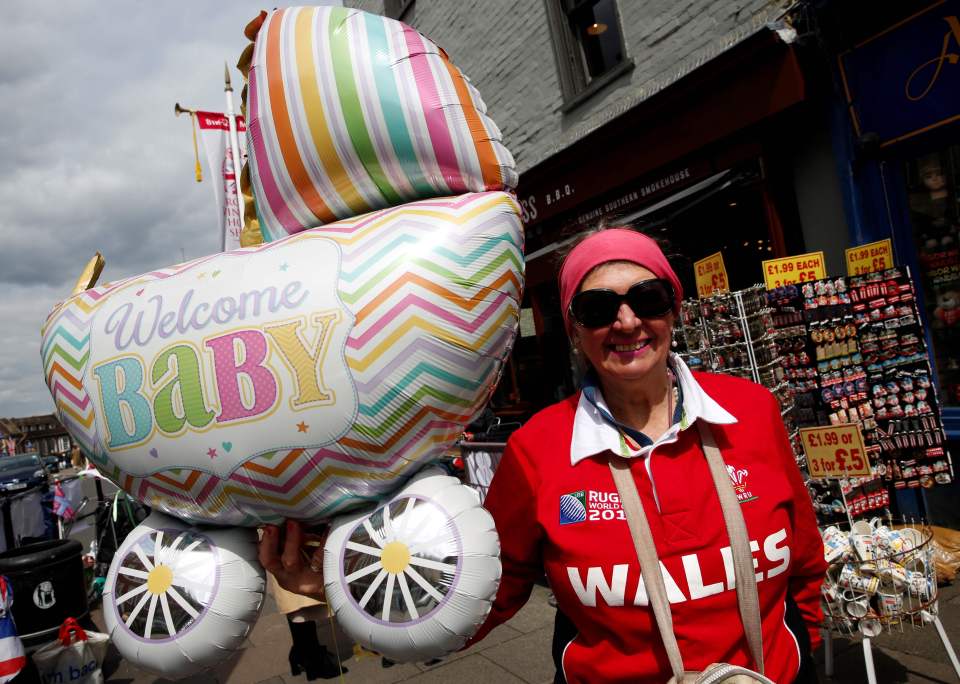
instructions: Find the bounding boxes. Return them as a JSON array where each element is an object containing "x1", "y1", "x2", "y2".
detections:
[{"x1": 197, "y1": 110, "x2": 247, "y2": 251}]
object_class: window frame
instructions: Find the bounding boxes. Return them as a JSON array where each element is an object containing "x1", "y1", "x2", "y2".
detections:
[{"x1": 544, "y1": 0, "x2": 634, "y2": 112}]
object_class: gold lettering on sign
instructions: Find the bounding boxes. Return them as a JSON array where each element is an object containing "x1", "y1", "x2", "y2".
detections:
[{"x1": 905, "y1": 15, "x2": 960, "y2": 101}]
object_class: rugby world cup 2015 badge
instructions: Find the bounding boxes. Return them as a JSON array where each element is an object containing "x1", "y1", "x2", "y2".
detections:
[{"x1": 560, "y1": 490, "x2": 587, "y2": 525}]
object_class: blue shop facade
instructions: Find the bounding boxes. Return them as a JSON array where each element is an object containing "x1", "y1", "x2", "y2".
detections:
[{"x1": 816, "y1": 0, "x2": 960, "y2": 521}]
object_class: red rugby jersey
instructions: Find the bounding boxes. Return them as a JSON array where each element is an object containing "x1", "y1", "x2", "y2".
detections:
[{"x1": 472, "y1": 371, "x2": 826, "y2": 684}]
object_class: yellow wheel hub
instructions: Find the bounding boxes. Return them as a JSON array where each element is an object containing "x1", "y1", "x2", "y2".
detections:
[
  {"x1": 380, "y1": 541, "x2": 411, "y2": 574},
  {"x1": 147, "y1": 564, "x2": 174, "y2": 595}
]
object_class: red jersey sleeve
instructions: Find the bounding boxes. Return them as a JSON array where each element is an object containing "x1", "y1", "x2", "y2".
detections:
[
  {"x1": 766, "y1": 391, "x2": 827, "y2": 651},
  {"x1": 466, "y1": 430, "x2": 544, "y2": 645}
]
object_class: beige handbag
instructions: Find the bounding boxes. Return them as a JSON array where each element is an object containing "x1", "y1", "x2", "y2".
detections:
[{"x1": 608, "y1": 422, "x2": 775, "y2": 684}]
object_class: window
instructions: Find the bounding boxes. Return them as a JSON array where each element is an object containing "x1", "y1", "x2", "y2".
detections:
[
  {"x1": 547, "y1": 0, "x2": 633, "y2": 111},
  {"x1": 904, "y1": 146, "x2": 960, "y2": 412},
  {"x1": 384, "y1": 0, "x2": 415, "y2": 21}
]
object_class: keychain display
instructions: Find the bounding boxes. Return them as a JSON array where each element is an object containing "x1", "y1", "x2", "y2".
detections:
[
  {"x1": 679, "y1": 286, "x2": 795, "y2": 429},
  {"x1": 766, "y1": 268, "x2": 954, "y2": 524}
]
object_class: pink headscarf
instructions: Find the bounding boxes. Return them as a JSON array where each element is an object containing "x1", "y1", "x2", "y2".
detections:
[{"x1": 558, "y1": 228, "x2": 683, "y2": 332}]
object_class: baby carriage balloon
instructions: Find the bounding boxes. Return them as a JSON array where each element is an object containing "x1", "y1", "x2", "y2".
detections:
[{"x1": 40, "y1": 6, "x2": 522, "y2": 678}]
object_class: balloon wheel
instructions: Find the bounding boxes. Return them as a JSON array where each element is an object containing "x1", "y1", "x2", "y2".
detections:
[
  {"x1": 112, "y1": 528, "x2": 218, "y2": 641},
  {"x1": 340, "y1": 495, "x2": 462, "y2": 624}
]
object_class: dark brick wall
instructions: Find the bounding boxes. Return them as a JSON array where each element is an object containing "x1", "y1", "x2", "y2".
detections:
[{"x1": 347, "y1": 0, "x2": 787, "y2": 174}]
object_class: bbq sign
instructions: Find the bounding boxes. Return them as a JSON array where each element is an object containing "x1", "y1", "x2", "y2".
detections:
[{"x1": 799, "y1": 424, "x2": 872, "y2": 479}]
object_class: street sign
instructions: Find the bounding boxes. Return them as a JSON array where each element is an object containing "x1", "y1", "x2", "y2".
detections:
[
  {"x1": 799, "y1": 424, "x2": 871, "y2": 479},
  {"x1": 762, "y1": 251, "x2": 826, "y2": 289},
  {"x1": 694, "y1": 252, "x2": 730, "y2": 298},
  {"x1": 845, "y1": 239, "x2": 893, "y2": 276}
]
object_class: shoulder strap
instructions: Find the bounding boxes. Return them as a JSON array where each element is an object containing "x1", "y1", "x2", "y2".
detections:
[
  {"x1": 607, "y1": 421, "x2": 765, "y2": 679},
  {"x1": 696, "y1": 421, "x2": 764, "y2": 674},
  {"x1": 608, "y1": 456, "x2": 687, "y2": 681}
]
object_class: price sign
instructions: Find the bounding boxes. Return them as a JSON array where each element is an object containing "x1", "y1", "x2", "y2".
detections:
[
  {"x1": 799, "y1": 424, "x2": 871, "y2": 479},
  {"x1": 694, "y1": 252, "x2": 729, "y2": 298},
  {"x1": 762, "y1": 251, "x2": 827, "y2": 290},
  {"x1": 845, "y1": 239, "x2": 893, "y2": 276}
]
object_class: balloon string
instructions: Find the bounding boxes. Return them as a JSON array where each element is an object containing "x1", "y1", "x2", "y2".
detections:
[{"x1": 325, "y1": 603, "x2": 346, "y2": 682}]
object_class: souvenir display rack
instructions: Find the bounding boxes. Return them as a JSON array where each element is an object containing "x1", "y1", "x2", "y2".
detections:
[
  {"x1": 764, "y1": 267, "x2": 954, "y2": 523},
  {"x1": 676, "y1": 286, "x2": 795, "y2": 426}
]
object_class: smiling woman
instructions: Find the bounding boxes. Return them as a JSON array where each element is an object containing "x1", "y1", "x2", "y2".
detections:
[{"x1": 465, "y1": 225, "x2": 827, "y2": 683}]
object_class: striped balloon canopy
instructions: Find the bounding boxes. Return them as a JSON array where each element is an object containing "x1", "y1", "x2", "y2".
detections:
[
  {"x1": 246, "y1": 6, "x2": 517, "y2": 242},
  {"x1": 41, "y1": 193, "x2": 523, "y2": 525}
]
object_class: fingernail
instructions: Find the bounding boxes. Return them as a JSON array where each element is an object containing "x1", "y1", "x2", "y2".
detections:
[{"x1": 286, "y1": 520, "x2": 295, "y2": 531}]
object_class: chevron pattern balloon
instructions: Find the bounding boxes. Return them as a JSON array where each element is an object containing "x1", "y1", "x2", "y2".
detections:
[
  {"x1": 41, "y1": 192, "x2": 523, "y2": 524},
  {"x1": 246, "y1": 6, "x2": 517, "y2": 241}
]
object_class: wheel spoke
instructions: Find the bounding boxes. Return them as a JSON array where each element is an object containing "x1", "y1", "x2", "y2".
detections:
[
  {"x1": 345, "y1": 561, "x2": 382, "y2": 584},
  {"x1": 118, "y1": 567, "x2": 150, "y2": 580},
  {"x1": 409, "y1": 532, "x2": 455, "y2": 557},
  {"x1": 116, "y1": 583, "x2": 150, "y2": 605},
  {"x1": 399, "y1": 497, "x2": 417, "y2": 535},
  {"x1": 345, "y1": 541, "x2": 382, "y2": 557},
  {"x1": 133, "y1": 542, "x2": 154, "y2": 572},
  {"x1": 408, "y1": 556, "x2": 457, "y2": 574},
  {"x1": 403, "y1": 566, "x2": 444, "y2": 603},
  {"x1": 170, "y1": 575, "x2": 215, "y2": 595},
  {"x1": 166, "y1": 586, "x2": 200, "y2": 619},
  {"x1": 143, "y1": 594, "x2": 159, "y2": 639},
  {"x1": 399, "y1": 508, "x2": 436, "y2": 547},
  {"x1": 363, "y1": 519, "x2": 385, "y2": 548},
  {"x1": 169, "y1": 560, "x2": 207, "y2": 578},
  {"x1": 153, "y1": 531, "x2": 164, "y2": 566},
  {"x1": 398, "y1": 573, "x2": 419, "y2": 620},
  {"x1": 160, "y1": 594, "x2": 177, "y2": 637},
  {"x1": 124, "y1": 590, "x2": 152, "y2": 627},
  {"x1": 381, "y1": 573, "x2": 395, "y2": 621},
  {"x1": 164, "y1": 532, "x2": 188, "y2": 564},
  {"x1": 383, "y1": 504, "x2": 394, "y2": 542},
  {"x1": 358, "y1": 569, "x2": 387, "y2": 610},
  {"x1": 181, "y1": 538, "x2": 204, "y2": 557}
]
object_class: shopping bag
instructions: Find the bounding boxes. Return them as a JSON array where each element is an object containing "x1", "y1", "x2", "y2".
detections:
[
  {"x1": 0, "y1": 577, "x2": 26, "y2": 684},
  {"x1": 33, "y1": 618, "x2": 109, "y2": 684}
]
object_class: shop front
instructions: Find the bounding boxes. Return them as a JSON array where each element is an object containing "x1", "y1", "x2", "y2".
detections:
[
  {"x1": 828, "y1": 0, "x2": 960, "y2": 522},
  {"x1": 490, "y1": 31, "x2": 810, "y2": 418}
]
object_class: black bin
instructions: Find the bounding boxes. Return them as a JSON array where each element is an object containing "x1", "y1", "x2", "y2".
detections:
[{"x1": 0, "y1": 539, "x2": 88, "y2": 646}]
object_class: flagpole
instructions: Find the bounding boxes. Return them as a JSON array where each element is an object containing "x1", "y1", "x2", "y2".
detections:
[{"x1": 224, "y1": 63, "x2": 245, "y2": 252}]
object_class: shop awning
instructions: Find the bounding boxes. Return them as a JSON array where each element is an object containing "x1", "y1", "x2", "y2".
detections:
[
  {"x1": 524, "y1": 167, "x2": 757, "y2": 286},
  {"x1": 620, "y1": 169, "x2": 734, "y2": 224},
  {"x1": 517, "y1": 34, "x2": 805, "y2": 235}
]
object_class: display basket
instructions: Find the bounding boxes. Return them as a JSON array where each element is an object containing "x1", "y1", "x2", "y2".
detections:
[
  {"x1": 459, "y1": 441, "x2": 506, "y2": 503},
  {"x1": 820, "y1": 518, "x2": 938, "y2": 637}
]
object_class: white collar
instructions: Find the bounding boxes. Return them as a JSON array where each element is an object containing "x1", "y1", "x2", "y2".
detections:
[{"x1": 569, "y1": 354, "x2": 737, "y2": 466}]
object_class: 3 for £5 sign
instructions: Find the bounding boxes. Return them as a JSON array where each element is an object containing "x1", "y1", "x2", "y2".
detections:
[
  {"x1": 845, "y1": 239, "x2": 893, "y2": 276},
  {"x1": 762, "y1": 251, "x2": 826, "y2": 289},
  {"x1": 694, "y1": 252, "x2": 729, "y2": 298},
  {"x1": 799, "y1": 424, "x2": 871, "y2": 479}
]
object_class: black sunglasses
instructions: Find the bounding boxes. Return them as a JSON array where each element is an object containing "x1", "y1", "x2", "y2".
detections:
[{"x1": 569, "y1": 278, "x2": 675, "y2": 328}]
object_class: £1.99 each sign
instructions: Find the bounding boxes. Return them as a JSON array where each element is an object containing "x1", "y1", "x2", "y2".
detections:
[{"x1": 762, "y1": 251, "x2": 826, "y2": 289}]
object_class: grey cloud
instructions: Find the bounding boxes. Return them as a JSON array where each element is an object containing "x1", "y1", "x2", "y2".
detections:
[{"x1": 0, "y1": 1, "x2": 273, "y2": 417}]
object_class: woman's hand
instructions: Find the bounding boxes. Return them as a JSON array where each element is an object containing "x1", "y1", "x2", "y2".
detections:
[{"x1": 258, "y1": 520, "x2": 327, "y2": 601}]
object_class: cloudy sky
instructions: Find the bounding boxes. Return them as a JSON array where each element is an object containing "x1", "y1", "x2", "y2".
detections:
[{"x1": 0, "y1": 2, "x2": 288, "y2": 417}]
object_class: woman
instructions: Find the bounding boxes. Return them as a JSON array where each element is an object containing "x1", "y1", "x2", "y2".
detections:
[{"x1": 260, "y1": 227, "x2": 826, "y2": 683}]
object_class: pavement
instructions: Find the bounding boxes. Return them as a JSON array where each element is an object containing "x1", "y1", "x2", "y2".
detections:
[
  {"x1": 53, "y1": 469, "x2": 960, "y2": 683},
  {"x1": 92, "y1": 581, "x2": 960, "y2": 684}
]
